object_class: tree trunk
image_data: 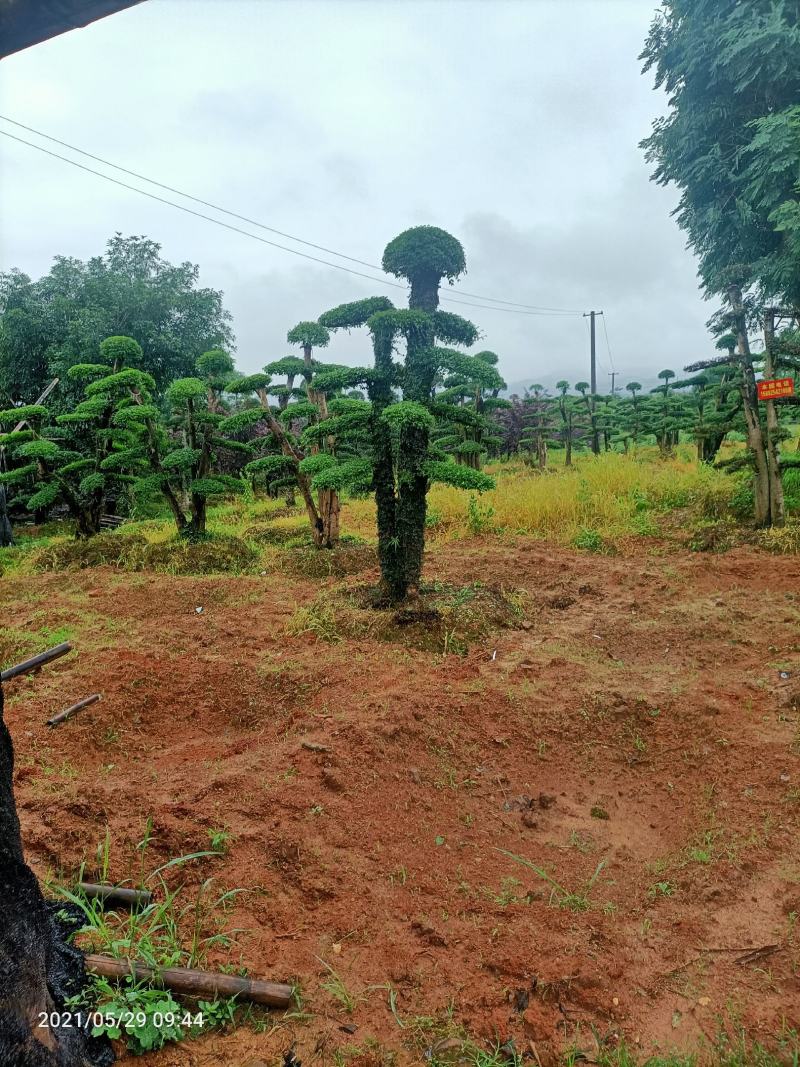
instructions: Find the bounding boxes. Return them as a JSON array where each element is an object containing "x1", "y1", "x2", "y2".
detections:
[
  {"x1": 0, "y1": 685, "x2": 113, "y2": 1067},
  {"x1": 369, "y1": 331, "x2": 402, "y2": 601},
  {"x1": 763, "y1": 309, "x2": 785, "y2": 527},
  {"x1": 186, "y1": 494, "x2": 207, "y2": 538},
  {"x1": 395, "y1": 424, "x2": 428, "y2": 599},
  {"x1": 565, "y1": 435, "x2": 572, "y2": 467},
  {"x1": 729, "y1": 285, "x2": 771, "y2": 526},
  {"x1": 316, "y1": 488, "x2": 340, "y2": 549},
  {"x1": 0, "y1": 485, "x2": 14, "y2": 547}
]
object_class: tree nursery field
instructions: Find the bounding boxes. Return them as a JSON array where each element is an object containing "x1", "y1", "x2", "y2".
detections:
[
  {"x1": 2, "y1": 3, "x2": 800, "y2": 1064},
  {"x1": 2, "y1": 457, "x2": 800, "y2": 1067}
]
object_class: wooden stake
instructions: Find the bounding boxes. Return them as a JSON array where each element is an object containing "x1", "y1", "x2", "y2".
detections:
[
  {"x1": 47, "y1": 693, "x2": 100, "y2": 727},
  {"x1": 84, "y1": 954, "x2": 293, "y2": 1008}
]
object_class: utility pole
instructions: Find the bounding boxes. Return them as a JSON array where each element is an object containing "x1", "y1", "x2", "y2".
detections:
[
  {"x1": 583, "y1": 310, "x2": 603, "y2": 454},
  {"x1": 609, "y1": 371, "x2": 618, "y2": 395}
]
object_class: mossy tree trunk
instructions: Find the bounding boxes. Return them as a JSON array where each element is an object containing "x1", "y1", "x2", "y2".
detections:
[{"x1": 369, "y1": 329, "x2": 403, "y2": 601}]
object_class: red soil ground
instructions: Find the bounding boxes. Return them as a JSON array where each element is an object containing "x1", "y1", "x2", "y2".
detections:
[{"x1": 3, "y1": 537, "x2": 800, "y2": 1065}]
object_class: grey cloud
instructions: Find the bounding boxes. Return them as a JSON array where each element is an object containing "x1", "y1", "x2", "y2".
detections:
[{"x1": 0, "y1": 0, "x2": 711, "y2": 394}]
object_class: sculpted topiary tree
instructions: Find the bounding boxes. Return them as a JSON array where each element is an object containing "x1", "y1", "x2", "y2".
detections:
[
  {"x1": 519, "y1": 385, "x2": 554, "y2": 470},
  {"x1": 554, "y1": 381, "x2": 590, "y2": 466},
  {"x1": 119, "y1": 348, "x2": 248, "y2": 538},
  {"x1": 314, "y1": 226, "x2": 494, "y2": 602},
  {"x1": 433, "y1": 350, "x2": 506, "y2": 469},
  {"x1": 225, "y1": 326, "x2": 347, "y2": 548},
  {"x1": 0, "y1": 336, "x2": 154, "y2": 537}
]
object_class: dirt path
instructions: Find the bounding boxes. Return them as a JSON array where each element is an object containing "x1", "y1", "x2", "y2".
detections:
[{"x1": 2, "y1": 538, "x2": 799, "y2": 1065}]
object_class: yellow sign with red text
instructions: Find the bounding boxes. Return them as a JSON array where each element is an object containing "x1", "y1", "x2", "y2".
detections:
[{"x1": 757, "y1": 377, "x2": 795, "y2": 401}]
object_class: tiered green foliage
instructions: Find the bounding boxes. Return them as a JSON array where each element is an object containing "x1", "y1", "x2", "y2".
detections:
[
  {"x1": 0, "y1": 336, "x2": 155, "y2": 537},
  {"x1": 226, "y1": 321, "x2": 354, "y2": 548},
  {"x1": 432, "y1": 350, "x2": 507, "y2": 469},
  {"x1": 313, "y1": 226, "x2": 498, "y2": 601}
]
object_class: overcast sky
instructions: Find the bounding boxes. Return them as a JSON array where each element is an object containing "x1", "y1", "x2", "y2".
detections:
[{"x1": 0, "y1": 0, "x2": 712, "y2": 391}]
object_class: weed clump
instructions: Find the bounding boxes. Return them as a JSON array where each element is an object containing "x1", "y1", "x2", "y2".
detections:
[
  {"x1": 135, "y1": 536, "x2": 257, "y2": 575},
  {"x1": 284, "y1": 542, "x2": 377, "y2": 579},
  {"x1": 32, "y1": 533, "x2": 257, "y2": 574},
  {"x1": 572, "y1": 527, "x2": 613, "y2": 554},
  {"x1": 243, "y1": 522, "x2": 311, "y2": 546},
  {"x1": 33, "y1": 532, "x2": 148, "y2": 570},
  {"x1": 688, "y1": 519, "x2": 737, "y2": 553},
  {"x1": 756, "y1": 520, "x2": 800, "y2": 554}
]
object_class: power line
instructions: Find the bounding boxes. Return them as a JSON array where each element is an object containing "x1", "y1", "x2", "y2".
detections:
[
  {"x1": 600, "y1": 312, "x2": 615, "y2": 372},
  {"x1": 0, "y1": 115, "x2": 582, "y2": 316}
]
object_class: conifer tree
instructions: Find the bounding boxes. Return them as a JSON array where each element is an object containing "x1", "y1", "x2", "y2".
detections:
[
  {"x1": 226, "y1": 324, "x2": 350, "y2": 548},
  {"x1": 314, "y1": 226, "x2": 496, "y2": 602},
  {"x1": 623, "y1": 382, "x2": 645, "y2": 445},
  {"x1": 127, "y1": 347, "x2": 248, "y2": 538},
  {"x1": 553, "y1": 381, "x2": 590, "y2": 466},
  {"x1": 519, "y1": 386, "x2": 553, "y2": 469},
  {"x1": 433, "y1": 350, "x2": 506, "y2": 469},
  {"x1": 0, "y1": 336, "x2": 153, "y2": 537}
]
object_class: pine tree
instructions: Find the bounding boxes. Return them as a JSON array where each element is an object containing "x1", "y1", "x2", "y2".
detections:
[
  {"x1": 314, "y1": 226, "x2": 495, "y2": 602},
  {"x1": 553, "y1": 382, "x2": 590, "y2": 466},
  {"x1": 227, "y1": 325, "x2": 353, "y2": 548},
  {"x1": 518, "y1": 386, "x2": 553, "y2": 470},
  {"x1": 433, "y1": 350, "x2": 506, "y2": 469},
  {"x1": 0, "y1": 336, "x2": 155, "y2": 538},
  {"x1": 129, "y1": 347, "x2": 248, "y2": 538}
]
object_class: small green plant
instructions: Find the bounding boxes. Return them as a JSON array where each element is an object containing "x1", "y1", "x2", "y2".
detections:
[
  {"x1": 208, "y1": 826, "x2": 232, "y2": 853},
  {"x1": 197, "y1": 997, "x2": 238, "y2": 1029},
  {"x1": 647, "y1": 880, "x2": 675, "y2": 901},
  {"x1": 573, "y1": 526, "x2": 607, "y2": 553},
  {"x1": 286, "y1": 602, "x2": 340, "y2": 642},
  {"x1": 591, "y1": 804, "x2": 610, "y2": 820},
  {"x1": 498, "y1": 849, "x2": 606, "y2": 913},
  {"x1": 317, "y1": 959, "x2": 358, "y2": 1012},
  {"x1": 482, "y1": 876, "x2": 528, "y2": 907},
  {"x1": 70, "y1": 976, "x2": 187, "y2": 1054},
  {"x1": 467, "y1": 495, "x2": 495, "y2": 535}
]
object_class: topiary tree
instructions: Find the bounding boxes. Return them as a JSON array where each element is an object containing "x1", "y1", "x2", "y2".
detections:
[
  {"x1": 671, "y1": 360, "x2": 743, "y2": 462},
  {"x1": 432, "y1": 350, "x2": 507, "y2": 469},
  {"x1": 647, "y1": 368, "x2": 686, "y2": 455},
  {"x1": 134, "y1": 364, "x2": 247, "y2": 539},
  {"x1": 554, "y1": 381, "x2": 590, "y2": 466},
  {"x1": 622, "y1": 382, "x2": 645, "y2": 445},
  {"x1": 519, "y1": 385, "x2": 553, "y2": 470},
  {"x1": 314, "y1": 226, "x2": 495, "y2": 602},
  {"x1": 0, "y1": 336, "x2": 155, "y2": 537},
  {"x1": 225, "y1": 326, "x2": 349, "y2": 548}
]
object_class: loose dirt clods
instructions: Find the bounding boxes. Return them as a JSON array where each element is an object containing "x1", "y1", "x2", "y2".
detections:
[{"x1": 2, "y1": 536, "x2": 800, "y2": 1064}]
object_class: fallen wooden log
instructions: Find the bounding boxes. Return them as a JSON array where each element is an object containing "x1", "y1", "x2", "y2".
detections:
[
  {"x1": 84, "y1": 954, "x2": 293, "y2": 1008},
  {"x1": 77, "y1": 883, "x2": 153, "y2": 908},
  {"x1": 47, "y1": 693, "x2": 100, "y2": 727},
  {"x1": 1, "y1": 642, "x2": 73, "y2": 682}
]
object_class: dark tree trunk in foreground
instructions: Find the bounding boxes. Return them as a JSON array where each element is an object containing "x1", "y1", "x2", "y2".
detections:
[
  {"x1": 0, "y1": 484, "x2": 14, "y2": 547},
  {"x1": 0, "y1": 686, "x2": 113, "y2": 1067}
]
